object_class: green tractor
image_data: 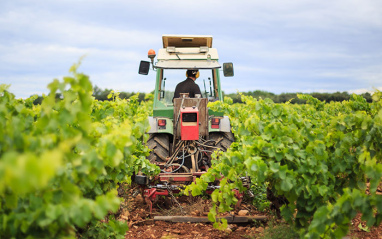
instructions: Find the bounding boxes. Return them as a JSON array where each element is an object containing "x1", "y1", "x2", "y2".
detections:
[{"x1": 136, "y1": 35, "x2": 244, "y2": 212}]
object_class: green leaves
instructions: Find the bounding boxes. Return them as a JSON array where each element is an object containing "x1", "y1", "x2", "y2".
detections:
[
  {"x1": 0, "y1": 62, "x2": 153, "y2": 238},
  {"x1": 2, "y1": 65, "x2": 381, "y2": 238},
  {"x1": 244, "y1": 156, "x2": 268, "y2": 181},
  {"x1": 81, "y1": 217, "x2": 128, "y2": 239},
  {"x1": 0, "y1": 150, "x2": 63, "y2": 196},
  {"x1": 194, "y1": 93, "x2": 382, "y2": 237},
  {"x1": 184, "y1": 178, "x2": 208, "y2": 197},
  {"x1": 280, "y1": 176, "x2": 294, "y2": 191}
]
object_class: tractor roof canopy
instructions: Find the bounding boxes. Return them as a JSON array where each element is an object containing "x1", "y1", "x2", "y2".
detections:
[
  {"x1": 157, "y1": 35, "x2": 220, "y2": 69},
  {"x1": 162, "y1": 35, "x2": 213, "y2": 48}
]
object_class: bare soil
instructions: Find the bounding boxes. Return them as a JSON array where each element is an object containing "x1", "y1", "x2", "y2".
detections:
[
  {"x1": 350, "y1": 214, "x2": 382, "y2": 239},
  {"x1": 117, "y1": 184, "x2": 382, "y2": 239}
]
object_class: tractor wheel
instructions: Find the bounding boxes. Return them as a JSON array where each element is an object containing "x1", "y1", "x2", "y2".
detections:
[
  {"x1": 209, "y1": 132, "x2": 235, "y2": 152},
  {"x1": 147, "y1": 133, "x2": 170, "y2": 163}
]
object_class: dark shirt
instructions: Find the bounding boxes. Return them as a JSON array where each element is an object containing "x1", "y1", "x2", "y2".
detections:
[{"x1": 173, "y1": 78, "x2": 201, "y2": 100}]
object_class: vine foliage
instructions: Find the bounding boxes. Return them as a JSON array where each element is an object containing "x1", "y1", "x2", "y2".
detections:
[
  {"x1": 186, "y1": 92, "x2": 382, "y2": 238},
  {"x1": 0, "y1": 63, "x2": 158, "y2": 238}
]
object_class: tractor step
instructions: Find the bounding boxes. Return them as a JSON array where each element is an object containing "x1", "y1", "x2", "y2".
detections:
[{"x1": 153, "y1": 215, "x2": 267, "y2": 224}]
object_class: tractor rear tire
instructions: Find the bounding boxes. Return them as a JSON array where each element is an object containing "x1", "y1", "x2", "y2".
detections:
[
  {"x1": 209, "y1": 132, "x2": 235, "y2": 152},
  {"x1": 147, "y1": 134, "x2": 170, "y2": 163}
]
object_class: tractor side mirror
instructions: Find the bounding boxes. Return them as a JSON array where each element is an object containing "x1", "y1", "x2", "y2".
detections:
[
  {"x1": 223, "y1": 62, "x2": 234, "y2": 77},
  {"x1": 138, "y1": 61, "x2": 150, "y2": 75}
]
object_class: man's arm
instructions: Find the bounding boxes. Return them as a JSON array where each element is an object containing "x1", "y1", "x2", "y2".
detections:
[
  {"x1": 194, "y1": 84, "x2": 201, "y2": 96},
  {"x1": 173, "y1": 85, "x2": 179, "y2": 102}
]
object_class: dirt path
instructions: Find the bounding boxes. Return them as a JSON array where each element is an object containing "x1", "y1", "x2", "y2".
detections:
[
  {"x1": 118, "y1": 185, "x2": 382, "y2": 239},
  {"x1": 118, "y1": 185, "x2": 266, "y2": 238}
]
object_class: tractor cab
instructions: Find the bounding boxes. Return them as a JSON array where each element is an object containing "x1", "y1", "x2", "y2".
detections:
[{"x1": 139, "y1": 35, "x2": 233, "y2": 119}]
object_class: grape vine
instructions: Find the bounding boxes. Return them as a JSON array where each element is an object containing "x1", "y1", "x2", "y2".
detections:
[
  {"x1": 2, "y1": 62, "x2": 382, "y2": 238},
  {"x1": 186, "y1": 92, "x2": 382, "y2": 238},
  {"x1": 0, "y1": 63, "x2": 158, "y2": 238}
]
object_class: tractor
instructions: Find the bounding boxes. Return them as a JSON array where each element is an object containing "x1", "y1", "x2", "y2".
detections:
[{"x1": 136, "y1": 35, "x2": 247, "y2": 213}]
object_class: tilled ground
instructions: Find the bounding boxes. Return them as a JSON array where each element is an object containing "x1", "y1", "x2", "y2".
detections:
[
  {"x1": 126, "y1": 220, "x2": 264, "y2": 239},
  {"x1": 118, "y1": 185, "x2": 267, "y2": 239},
  {"x1": 117, "y1": 185, "x2": 382, "y2": 239},
  {"x1": 349, "y1": 183, "x2": 382, "y2": 239},
  {"x1": 349, "y1": 214, "x2": 382, "y2": 239}
]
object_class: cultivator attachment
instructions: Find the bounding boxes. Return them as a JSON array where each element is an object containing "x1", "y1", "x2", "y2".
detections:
[{"x1": 136, "y1": 170, "x2": 250, "y2": 214}]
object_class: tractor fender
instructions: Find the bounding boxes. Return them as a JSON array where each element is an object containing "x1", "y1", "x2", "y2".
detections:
[
  {"x1": 147, "y1": 116, "x2": 173, "y2": 134},
  {"x1": 209, "y1": 116, "x2": 231, "y2": 133},
  {"x1": 148, "y1": 117, "x2": 157, "y2": 133},
  {"x1": 220, "y1": 116, "x2": 232, "y2": 132}
]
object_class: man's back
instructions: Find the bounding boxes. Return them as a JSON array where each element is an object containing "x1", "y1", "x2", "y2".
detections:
[{"x1": 173, "y1": 78, "x2": 201, "y2": 99}]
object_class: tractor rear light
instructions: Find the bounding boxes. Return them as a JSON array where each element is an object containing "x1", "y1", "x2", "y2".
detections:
[
  {"x1": 158, "y1": 119, "x2": 166, "y2": 127},
  {"x1": 211, "y1": 118, "x2": 220, "y2": 129}
]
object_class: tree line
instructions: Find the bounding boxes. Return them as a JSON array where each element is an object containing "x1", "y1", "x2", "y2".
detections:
[
  {"x1": 224, "y1": 90, "x2": 373, "y2": 104},
  {"x1": 32, "y1": 86, "x2": 373, "y2": 105},
  {"x1": 32, "y1": 86, "x2": 148, "y2": 104}
]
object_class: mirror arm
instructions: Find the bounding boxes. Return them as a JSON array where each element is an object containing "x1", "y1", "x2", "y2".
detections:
[{"x1": 151, "y1": 61, "x2": 157, "y2": 71}]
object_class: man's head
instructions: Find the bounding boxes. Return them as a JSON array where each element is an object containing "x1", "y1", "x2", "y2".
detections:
[{"x1": 186, "y1": 69, "x2": 199, "y2": 80}]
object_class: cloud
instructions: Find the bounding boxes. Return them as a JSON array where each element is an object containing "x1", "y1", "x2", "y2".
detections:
[
  {"x1": 1, "y1": 0, "x2": 382, "y2": 97},
  {"x1": 348, "y1": 87, "x2": 382, "y2": 94},
  {"x1": 0, "y1": 74, "x2": 58, "y2": 98}
]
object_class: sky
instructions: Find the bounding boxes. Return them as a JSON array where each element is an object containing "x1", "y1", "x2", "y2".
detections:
[{"x1": 1, "y1": 0, "x2": 382, "y2": 98}]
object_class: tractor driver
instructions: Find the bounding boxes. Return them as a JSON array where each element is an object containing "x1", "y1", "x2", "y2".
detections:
[{"x1": 173, "y1": 69, "x2": 202, "y2": 101}]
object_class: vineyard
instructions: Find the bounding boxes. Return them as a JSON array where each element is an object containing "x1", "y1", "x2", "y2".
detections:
[{"x1": 1, "y1": 65, "x2": 382, "y2": 238}]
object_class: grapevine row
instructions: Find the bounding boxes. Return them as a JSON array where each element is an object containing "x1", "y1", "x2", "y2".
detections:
[
  {"x1": 0, "y1": 63, "x2": 158, "y2": 238},
  {"x1": 2, "y1": 64, "x2": 381, "y2": 238},
  {"x1": 186, "y1": 92, "x2": 382, "y2": 238}
]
